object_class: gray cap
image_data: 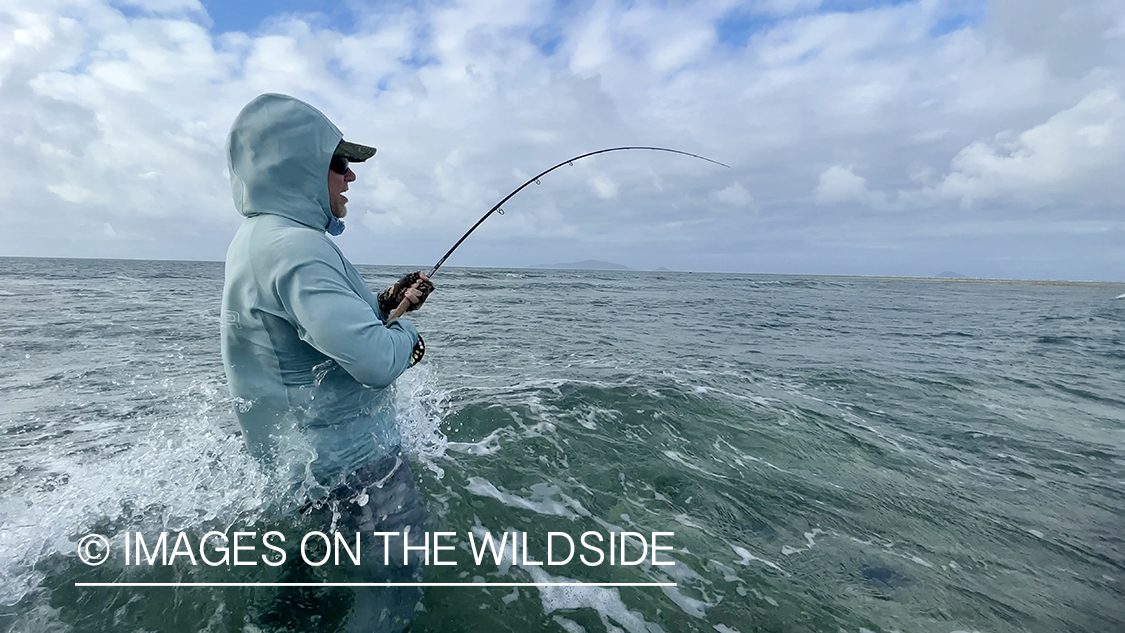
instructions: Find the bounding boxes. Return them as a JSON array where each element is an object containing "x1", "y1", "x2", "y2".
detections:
[{"x1": 334, "y1": 139, "x2": 377, "y2": 162}]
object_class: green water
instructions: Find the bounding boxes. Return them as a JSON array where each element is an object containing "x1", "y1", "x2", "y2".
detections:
[{"x1": 1, "y1": 258, "x2": 1122, "y2": 632}]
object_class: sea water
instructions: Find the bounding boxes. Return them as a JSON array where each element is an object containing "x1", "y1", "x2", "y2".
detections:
[{"x1": 0, "y1": 257, "x2": 1122, "y2": 632}]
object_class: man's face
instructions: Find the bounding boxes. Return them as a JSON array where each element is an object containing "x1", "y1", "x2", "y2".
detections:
[{"x1": 328, "y1": 160, "x2": 356, "y2": 218}]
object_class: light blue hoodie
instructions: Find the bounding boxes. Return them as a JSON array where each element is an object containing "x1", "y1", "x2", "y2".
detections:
[{"x1": 220, "y1": 94, "x2": 418, "y2": 495}]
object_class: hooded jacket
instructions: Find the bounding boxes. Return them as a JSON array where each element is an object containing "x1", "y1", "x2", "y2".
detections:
[{"x1": 220, "y1": 93, "x2": 418, "y2": 493}]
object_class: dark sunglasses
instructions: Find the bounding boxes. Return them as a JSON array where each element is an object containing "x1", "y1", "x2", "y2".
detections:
[{"x1": 329, "y1": 155, "x2": 349, "y2": 175}]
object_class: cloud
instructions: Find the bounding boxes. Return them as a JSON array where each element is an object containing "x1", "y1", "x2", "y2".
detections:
[
  {"x1": 814, "y1": 165, "x2": 880, "y2": 206},
  {"x1": 918, "y1": 88, "x2": 1125, "y2": 207},
  {"x1": 712, "y1": 182, "x2": 753, "y2": 206},
  {"x1": 0, "y1": 0, "x2": 1123, "y2": 279},
  {"x1": 47, "y1": 183, "x2": 93, "y2": 204},
  {"x1": 753, "y1": 0, "x2": 823, "y2": 18},
  {"x1": 123, "y1": 0, "x2": 203, "y2": 10},
  {"x1": 589, "y1": 173, "x2": 618, "y2": 199},
  {"x1": 986, "y1": 0, "x2": 1125, "y2": 79}
]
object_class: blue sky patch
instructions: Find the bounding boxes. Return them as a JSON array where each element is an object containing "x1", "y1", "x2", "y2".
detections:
[
  {"x1": 200, "y1": 0, "x2": 358, "y2": 34},
  {"x1": 531, "y1": 24, "x2": 564, "y2": 57},
  {"x1": 928, "y1": 4, "x2": 985, "y2": 37},
  {"x1": 715, "y1": 9, "x2": 781, "y2": 48}
]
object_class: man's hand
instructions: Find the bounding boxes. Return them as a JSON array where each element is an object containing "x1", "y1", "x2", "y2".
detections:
[
  {"x1": 398, "y1": 271, "x2": 431, "y2": 313},
  {"x1": 379, "y1": 271, "x2": 434, "y2": 320}
]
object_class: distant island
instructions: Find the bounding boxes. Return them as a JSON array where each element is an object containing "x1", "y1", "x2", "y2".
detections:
[
  {"x1": 530, "y1": 259, "x2": 632, "y2": 271},
  {"x1": 936, "y1": 271, "x2": 968, "y2": 279}
]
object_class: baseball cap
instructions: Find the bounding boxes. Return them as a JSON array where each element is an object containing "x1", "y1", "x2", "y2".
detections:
[{"x1": 334, "y1": 139, "x2": 377, "y2": 162}]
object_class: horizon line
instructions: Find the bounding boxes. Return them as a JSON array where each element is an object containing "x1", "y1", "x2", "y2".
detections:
[{"x1": 0, "y1": 254, "x2": 1120, "y2": 284}]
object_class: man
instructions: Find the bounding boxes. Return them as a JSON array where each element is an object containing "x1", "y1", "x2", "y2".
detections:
[{"x1": 221, "y1": 93, "x2": 430, "y2": 632}]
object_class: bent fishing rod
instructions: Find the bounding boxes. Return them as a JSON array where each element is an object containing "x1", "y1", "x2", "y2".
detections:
[
  {"x1": 387, "y1": 146, "x2": 729, "y2": 319},
  {"x1": 430, "y1": 146, "x2": 729, "y2": 277}
]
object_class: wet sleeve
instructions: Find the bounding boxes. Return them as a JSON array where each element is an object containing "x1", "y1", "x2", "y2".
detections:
[{"x1": 274, "y1": 258, "x2": 419, "y2": 388}]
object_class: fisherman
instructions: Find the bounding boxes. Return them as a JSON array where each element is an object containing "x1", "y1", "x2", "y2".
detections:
[{"x1": 220, "y1": 93, "x2": 431, "y2": 632}]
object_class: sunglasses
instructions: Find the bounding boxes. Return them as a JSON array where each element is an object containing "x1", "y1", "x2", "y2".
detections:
[{"x1": 329, "y1": 155, "x2": 349, "y2": 175}]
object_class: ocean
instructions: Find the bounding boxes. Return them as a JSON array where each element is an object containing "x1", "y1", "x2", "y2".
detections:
[{"x1": 0, "y1": 257, "x2": 1122, "y2": 633}]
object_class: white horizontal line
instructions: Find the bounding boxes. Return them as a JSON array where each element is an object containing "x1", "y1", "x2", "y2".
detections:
[{"x1": 74, "y1": 582, "x2": 676, "y2": 588}]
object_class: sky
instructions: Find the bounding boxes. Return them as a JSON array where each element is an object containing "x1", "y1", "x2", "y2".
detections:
[{"x1": 1, "y1": 0, "x2": 1123, "y2": 280}]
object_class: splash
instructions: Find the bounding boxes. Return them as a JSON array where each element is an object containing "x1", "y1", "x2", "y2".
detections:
[
  {"x1": 393, "y1": 364, "x2": 450, "y2": 473},
  {"x1": 0, "y1": 379, "x2": 270, "y2": 607},
  {"x1": 1, "y1": 368, "x2": 450, "y2": 609}
]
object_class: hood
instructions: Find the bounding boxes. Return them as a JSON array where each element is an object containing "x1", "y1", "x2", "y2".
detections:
[{"x1": 226, "y1": 93, "x2": 343, "y2": 232}]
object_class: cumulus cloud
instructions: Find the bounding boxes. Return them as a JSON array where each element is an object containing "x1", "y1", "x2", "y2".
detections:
[
  {"x1": 712, "y1": 183, "x2": 753, "y2": 207},
  {"x1": 919, "y1": 89, "x2": 1125, "y2": 207},
  {"x1": 814, "y1": 165, "x2": 885, "y2": 207}
]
